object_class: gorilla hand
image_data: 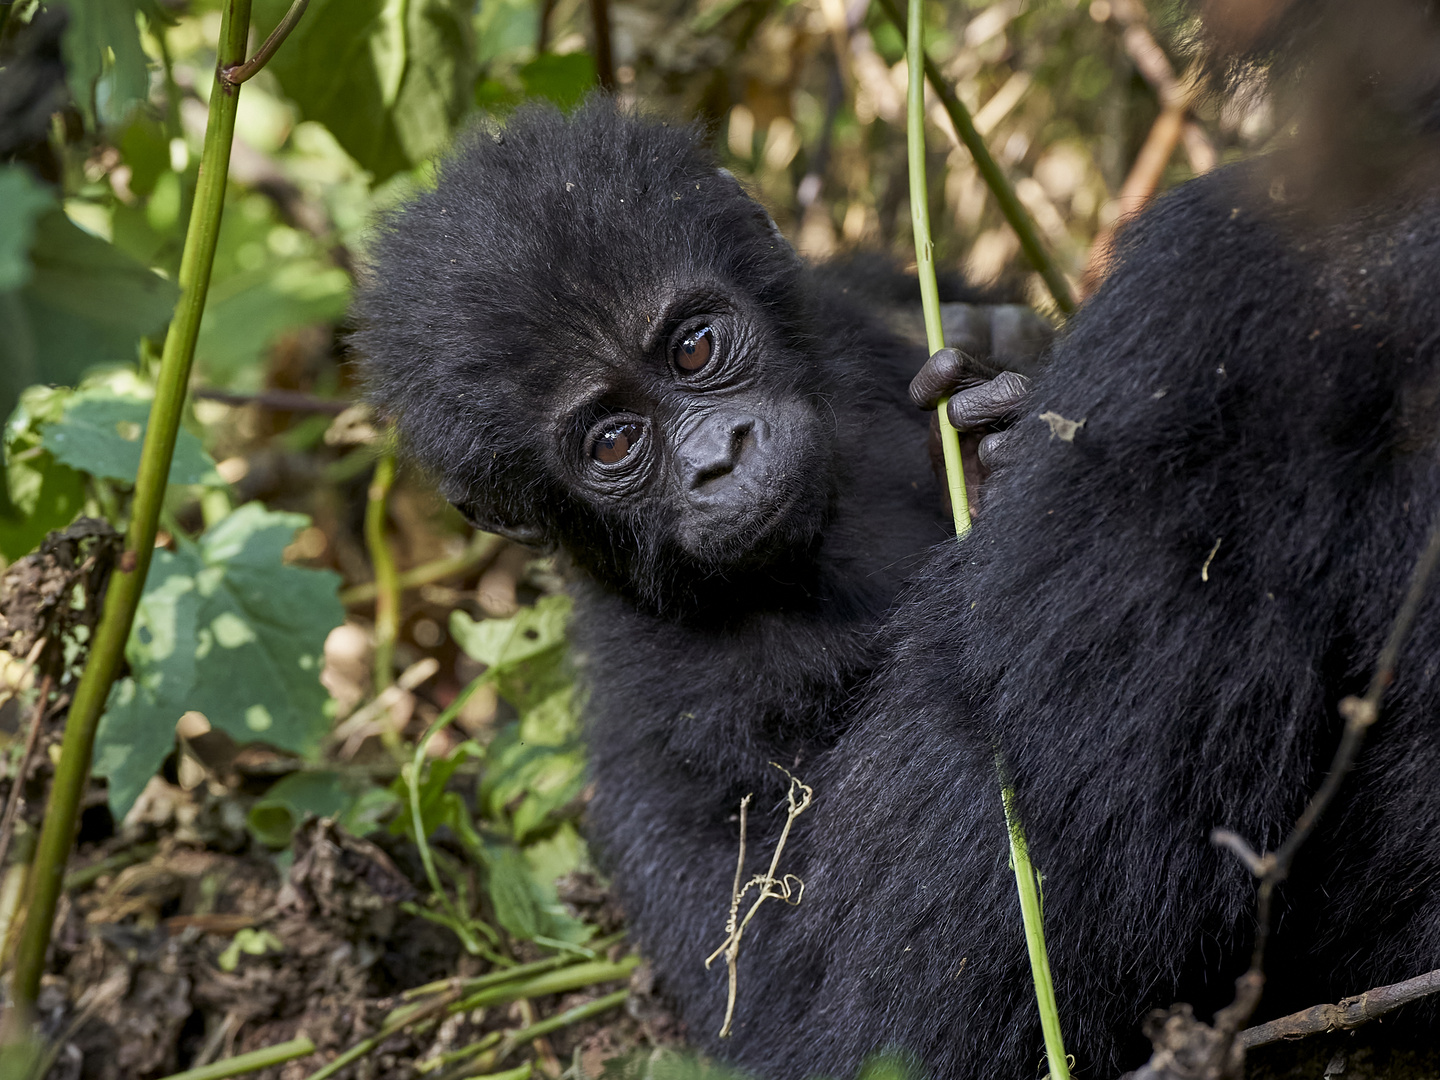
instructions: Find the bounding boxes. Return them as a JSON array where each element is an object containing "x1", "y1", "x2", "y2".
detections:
[{"x1": 909, "y1": 305, "x2": 1050, "y2": 509}]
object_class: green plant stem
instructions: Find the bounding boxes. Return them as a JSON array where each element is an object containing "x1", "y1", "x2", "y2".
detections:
[
  {"x1": 904, "y1": 0, "x2": 1068, "y2": 1074},
  {"x1": 434, "y1": 990, "x2": 630, "y2": 1078},
  {"x1": 301, "y1": 991, "x2": 460, "y2": 1080},
  {"x1": 454, "y1": 957, "x2": 638, "y2": 1013},
  {"x1": 155, "y1": 1037, "x2": 316, "y2": 1080},
  {"x1": 6, "y1": 0, "x2": 256, "y2": 1013},
  {"x1": 342, "y1": 531, "x2": 504, "y2": 606},
  {"x1": 365, "y1": 449, "x2": 400, "y2": 691},
  {"x1": 400, "y1": 930, "x2": 627, "y2": 1003},
  {"x1": 880, "y1": 0, "x2": 1076, "y2": 316},
  {"x1": 905, "y1": 0, "x2": 969, "y2": 537},
  {"x1": 1002, "y1": 783, "x2": 1069, "y2": 1080},
  {"x1": 407, "y1": 673, "x2": 496, "y2": 956}
]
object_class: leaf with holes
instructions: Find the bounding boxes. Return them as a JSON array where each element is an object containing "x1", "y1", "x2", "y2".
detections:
[
  {"x1": 94, "y1": 503, "x2": 343, "y2": 817},
  {"x1": 41, "y1": 391, "x2": 221, "y2": 487}
]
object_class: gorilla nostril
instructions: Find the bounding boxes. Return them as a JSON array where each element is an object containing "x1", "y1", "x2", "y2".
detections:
[{"x1": 728, "y1": 418, "x2": 754, "y2": 455}]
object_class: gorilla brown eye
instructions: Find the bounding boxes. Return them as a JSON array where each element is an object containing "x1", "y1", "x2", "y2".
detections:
[
  {"x1": 590, "y1": 420, "x2": 644, "y2": 465},
  {"x1": 675, "y1": 327, "x2": 714, "y2": 372}
]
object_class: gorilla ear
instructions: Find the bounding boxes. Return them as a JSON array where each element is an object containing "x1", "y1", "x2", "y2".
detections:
[
  {"x1": 716, "y1": 167, "x2": 794, "y2": 254},
  {"x1": 451, "y1": 502, "x2": 551, "y2": 548}
]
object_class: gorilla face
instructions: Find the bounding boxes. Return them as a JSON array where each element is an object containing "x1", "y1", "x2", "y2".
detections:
[{"x1": 355, "y1": 102, "x2": 845, "y2": 607}]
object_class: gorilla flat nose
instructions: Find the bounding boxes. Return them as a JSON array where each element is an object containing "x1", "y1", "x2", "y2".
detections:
[{"x1": 680, "y1": 413, "x2": 762, "y2": 490}]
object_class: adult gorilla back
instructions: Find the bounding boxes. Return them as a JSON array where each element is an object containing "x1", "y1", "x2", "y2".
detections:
[{"x1": 710, "y1": 165, "x2": 1440, "y2": 1078}]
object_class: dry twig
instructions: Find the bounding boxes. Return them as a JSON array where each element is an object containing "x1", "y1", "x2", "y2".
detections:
[
  {"x1": 1239, "y1": 966, "x2": 1440, "y2": 1049},
  {"x1": 1196, "y1": 515, "x2": 1440, "y2": 1071},
  {"x1": 705, "y1": 766, "x2": 813, "y2": 1038}
]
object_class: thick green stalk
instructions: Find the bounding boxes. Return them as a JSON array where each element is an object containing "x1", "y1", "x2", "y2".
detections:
[
  {"x1": 905, "y1": 0, "x2": 968, "y2": 535},
  {"x1": 882, "y1": 0, "x2": 1075, "y2": 316},
  {"x1": 7, "y1": 0, "x2": 255, "y2": 1011},
  {"x1": 155, "y1": 1037, "x2": 316, "y2": 1080},
  {"x1": 906, "y1": 1, "x2": 1068, "y2": 1076}
]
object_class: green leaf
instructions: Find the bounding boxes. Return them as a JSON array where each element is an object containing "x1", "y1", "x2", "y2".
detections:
[
  {"x1": 518, "y1": 53, "x2": 597, "y2": 111},
  {"x1": 0, "y1": 210, "x2": 179, "y2": 429},
  {"x1": 258, "y1": 0, "x2": 476, "y2": 183},
  {"x1": 0, "y1": 165, "x2": 54, "y2": 291},
  {"x1": 450, "y1": 593, "x2": 571, "y2": 672},
  {"x1": 62, "y1": 0, "x2": 151, "y2": 128},
  {"x1": 0, "y1": 450, "x2": 85, "y2": 561},
  {"x1": 484, "y1": 839, "x2": 592, "y2": 945},
  {"x1": 0, "y1": 385, "x2": 86, "y2": 561},
  {"x1": 196, "y1": 261, "x2": 350, "y2": 387},
  {"x1": 248, "y1": 770, "x2": 354, "y2": 848},
  {"x1": 95, "y1": 503, "x2": 343, "y2": 817},
  {"x1": 41, "y1": 391, "x2": 221, "y2": 487}
]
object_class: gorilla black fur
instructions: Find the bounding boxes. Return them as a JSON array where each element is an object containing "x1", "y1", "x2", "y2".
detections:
[
  {"x1": 358, "y1": 104, "x2": 1440, "y2": 1080},
  {"x1": 356, "y1": 98, "x2": 996, "y2": 1062},
  {"x1": 705, "y1": 165, "x2": 1440, "y2": 1079}
]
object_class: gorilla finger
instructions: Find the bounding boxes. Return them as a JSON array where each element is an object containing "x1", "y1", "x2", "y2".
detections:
[
  {"x1": 977, "y1": 429, "x2": 1016, "y2": 470},
  {"x1": 910, "y1": 347, "x2": 977, "y2": 409},
  {"x1": 946, "y1": 371, "x2": 1032, "y2": 431}
]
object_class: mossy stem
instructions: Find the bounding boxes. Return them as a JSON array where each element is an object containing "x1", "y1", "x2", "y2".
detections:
[
  {"x1": 905, "y1": 0, "x2": 1068, "y2": 1074},
  {"x1": 7, "y1": 0, "x2": 255, "y2": 1013},
  {"x1": 365, "y1": 448, "x2": 400, "y2": 692}
]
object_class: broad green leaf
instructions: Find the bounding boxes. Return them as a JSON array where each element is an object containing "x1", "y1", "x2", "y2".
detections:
[
  {"x1": 95, "y1": 504, "x2": 343, "y2": 817},
  {"x1": 484, "y1": 839, "x2": 592, "y2": 945},
  {"x1": 480, "y1": 723, "x2": 586, "y2": 842},
  {"x1": 62, "y1": 0, "x2": 150, "y2": 128},
  {"x1": 450, "y1": 593, "x2": 571, "y2": 672},
  {"x1": 258, "y1": 0, "x2": 475, "y2": 183},
  {"x1": 196, "y1": 261, "x2": 350, "y2": 387},
  {"x1": 0, "y1": 210, "x2": 178, "y2": 429},
  {"x1": 519, "y1": 53, "x2": 597, "y2": 111},
  {"x1": 0, "y1": 165, "x2": 54, "y2": 291},
  {"x1": 249, "y1": 770, "x2": 354, "y2": 848},
  {"x1": 41, "y1": 392, "x2": 221, "y2": 487},
  {"x1": 475, "y1": 0, "x2": 539, "y2": 66},
  {"x1": 0, "y1": 385, "x2": 85, "y2": 561},
  {"x1": 0, "y1": 450, "x2": 85, "y2": 561}
]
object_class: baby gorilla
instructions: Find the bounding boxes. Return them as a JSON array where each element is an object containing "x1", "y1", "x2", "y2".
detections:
[{"x1": 355, "y1": 98, "x2": 1046, "y2": 1050}]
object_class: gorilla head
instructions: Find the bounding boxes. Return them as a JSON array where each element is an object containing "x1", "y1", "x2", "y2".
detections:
[{"x1": 355, "y1": 103, "x2": 851, "y2": 610}]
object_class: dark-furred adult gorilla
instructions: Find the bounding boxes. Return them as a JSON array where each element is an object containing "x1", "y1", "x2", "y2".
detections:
[
  {"x1": 733, "y1": 173, "x2": 1440, "y2": 1078},
  {"x1": 354, "y1": 95, "x2": 1044, "y2": 1066},
  {"x1": 694, "y1": 7, "x2": 1440, "y2": 1077}
]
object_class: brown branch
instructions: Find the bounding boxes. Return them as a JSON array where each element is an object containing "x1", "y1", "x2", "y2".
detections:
[
  {"x1": 589, "y1": 0, "x2": 615, "y2": 90},
  {"x1": 193, "y1": 387, "x2": 351, "y2": 414},
  {"x1": 1204, "y1": 514, "x2": 1440, "y2": 1061},
  {"x1": 1082, "y1": 1, "x2": 1215, "y2": 295},
  {"x1": 1081, "y1": 103, "x2": 1188, "y2": 295},
  {"x1": 0, "y1": 670, "x2": 53, "y2": 872},
  {"x1": 1239, "y1": 967, "x2": 1440, "y2": 1050}
]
